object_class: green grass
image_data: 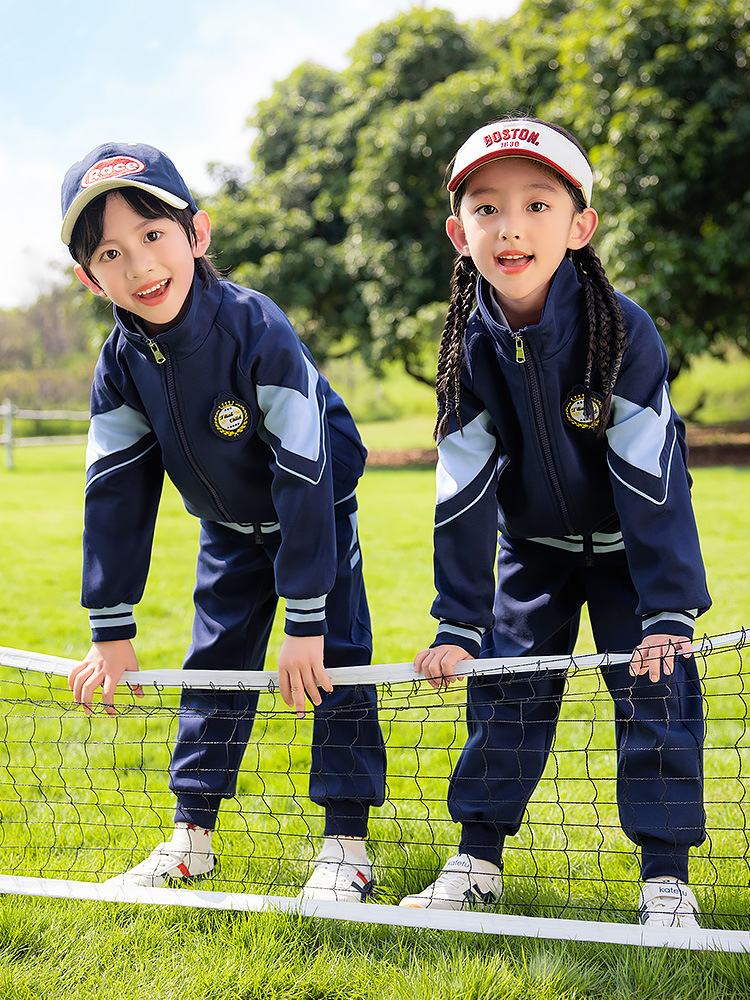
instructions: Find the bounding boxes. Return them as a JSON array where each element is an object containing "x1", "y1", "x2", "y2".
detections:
[
  {"x1": 2, "y1": 446, "x2": 750, "y2": 998},
  {"x1": 670, "y1": 345, "x2": 750, "y2": 426}
]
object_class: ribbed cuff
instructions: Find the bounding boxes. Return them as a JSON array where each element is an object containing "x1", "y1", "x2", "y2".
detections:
[
  {"x1": 284, "y1": 595, "x2": 328, "y2": 637},
  {"x1": 88, "y1": 603, "x2": 136, "y2": 642},
  {"x1": 642, "y1": 610, "x2": 696, "y2": 641},
  {"x1": 432, "y1": 619, "x2": 482, "y2": 658}
]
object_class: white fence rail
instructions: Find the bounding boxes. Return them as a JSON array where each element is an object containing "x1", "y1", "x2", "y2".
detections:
[{"x1": 1, "y1": 398, "x2": 88, "y2": 469}]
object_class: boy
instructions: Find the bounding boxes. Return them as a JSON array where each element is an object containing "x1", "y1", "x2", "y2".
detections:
[{"x1": 61, "y1": 142, "x2": 386, "y2": 901}]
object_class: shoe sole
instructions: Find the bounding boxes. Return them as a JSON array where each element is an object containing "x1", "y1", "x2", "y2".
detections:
[
  {"x1": 164, "y1": 859, "x2": 219, "y2": 888},
  {"x1": 298, "y1": 883, "x2": 375, "y2": 904}
]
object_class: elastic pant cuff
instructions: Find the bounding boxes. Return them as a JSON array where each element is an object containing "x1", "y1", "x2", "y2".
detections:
[
  {"x1": 640, "y1": 842, "x2": 690, "y2": 883},
  {"x1": 322, "y1": 801, "x2": 370, "y2": 839},
  {"x1": 459, "y1": 823, "x2": 505, "y2": 870},
  {"x1": 174, "y1": 794, "x2": 222, "y2": 831}
]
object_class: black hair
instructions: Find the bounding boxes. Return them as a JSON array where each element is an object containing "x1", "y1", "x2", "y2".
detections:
[
  {"x1": 435, "y1": 118, "x2": 627, "y2": 441},
  {"x1": 69, "y1": 186, "x2": 221, "y2": 289}
]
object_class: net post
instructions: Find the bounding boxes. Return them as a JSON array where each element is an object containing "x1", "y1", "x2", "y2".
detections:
[{"x1": 1, "y1": 398, "x2": 14, "y2": 471}]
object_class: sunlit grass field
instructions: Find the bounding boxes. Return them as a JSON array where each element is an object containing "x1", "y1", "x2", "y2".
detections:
[{"x1": 1, "y1": 445, "x2": 750, "y2": 998}]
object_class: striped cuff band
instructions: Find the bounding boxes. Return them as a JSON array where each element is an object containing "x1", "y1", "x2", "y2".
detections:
[
  {"x1": 285, "y1": 596, "x2": 327, "y2": 624},
  {"x1": 88, "y1": 603, "x2": 136, "y2": 631},
  {"x1": 436, "y1": 621, "x2": 484, "y2": 646}
]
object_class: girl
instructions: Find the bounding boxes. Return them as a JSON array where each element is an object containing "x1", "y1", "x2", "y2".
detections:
[{"x1": 399, "y1": 118, "x2": 710, "y2": 926}]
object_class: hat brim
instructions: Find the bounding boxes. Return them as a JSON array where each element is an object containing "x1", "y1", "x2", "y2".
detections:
[
  {"x1": 449, "y1": 149, "x2": 591, "y2": 208},
  {"x1": 447, "y1": 120, "x2": 594, "y2": 210},
  {"x1": 61, "y1": 180, "x2": 189, "y2": 245}
]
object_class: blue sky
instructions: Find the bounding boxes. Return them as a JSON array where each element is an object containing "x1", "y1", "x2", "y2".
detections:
[{"x1": 0, "y1": 0, "x2": 521, "y2": 310}]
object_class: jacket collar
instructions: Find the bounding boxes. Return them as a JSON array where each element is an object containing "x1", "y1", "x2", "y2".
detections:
[
  {"x1": 113, "y1": 272, "x2": 224, "y2": 360},
  {"x1": 473, "y1": 255, "x2": 583, "y2": 360}
]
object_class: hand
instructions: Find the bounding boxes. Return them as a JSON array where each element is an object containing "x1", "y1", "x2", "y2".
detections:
[
  {"x1": 629, "y1": 633, "x2": 693, "y2": 683},
  {"x1": 277, "y1": 634, "x2": 331, "y2": 718},
  {"x1": 68, "y1": 639, "x2": 143, "y2": 716},
  {"x1": 414, "y1": 644, "x2": 473, "y2": 690}
]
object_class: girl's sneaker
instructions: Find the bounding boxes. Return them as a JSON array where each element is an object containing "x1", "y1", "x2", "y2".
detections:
[
  {"x1": 638, "y1": 877, "x2": 700, "y2": 927},
  {"x1": 399, "y1": 854, "x2": 502, "y2": 910},
  {"x1": 105, "y1": 824, "x2": 216, "y2": 887}
]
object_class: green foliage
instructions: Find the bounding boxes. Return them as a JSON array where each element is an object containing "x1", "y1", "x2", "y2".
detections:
[
  {"x1": 544, "y1": 0, "x2": 750, "y2": 375},
  {"x1": 3, "y1": 0, "x2": 750, "y2": 401},
  {"x1": 208, "y1": 0, "x2": 750, "y2": 384},
  {"x1": 208, "y1": 8, "x2": 483, "y2": 375},
  {"x1": 0, "y1": 274, "x2": 108, "y2": 407}
]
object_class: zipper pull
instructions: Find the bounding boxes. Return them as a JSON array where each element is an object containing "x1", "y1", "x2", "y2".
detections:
[
  {"x1": 512, "y1": 334, "x2": 525, "y2": 363},
  {"x1": 146, "y1": 339, "x2": 166, "y2": 364}
]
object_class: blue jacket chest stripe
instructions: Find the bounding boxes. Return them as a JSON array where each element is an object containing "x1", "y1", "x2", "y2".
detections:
[
  {"x1": 607, "y1": 433, "x2": 677, "y2": 506},
  {"x1": 607, "y1": 386, "x2": 671, "y2": 476},
  {"x1": 606, "y1": 386, "x2": 677, "y2": 504},
  {"x1": 256, "y1": 355, "x2": 327, "y2": 484},
  {"x1": 437, "y1": 410, "x2": 497, "y2": 502},
  {"x1": 85, "y1": 404, "x2": 157, "y2": 488}
]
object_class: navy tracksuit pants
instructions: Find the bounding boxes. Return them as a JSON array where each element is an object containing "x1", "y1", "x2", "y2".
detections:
[
  {"x1": 452, "y1": 535, "x2": 705, "y2": 882},
  {"x1": 168, "y1": 509, "x2": 386, "y2": 839}
]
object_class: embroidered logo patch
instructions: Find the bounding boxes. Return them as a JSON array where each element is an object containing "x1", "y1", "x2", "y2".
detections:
[
  {"x1": 563, "y1": 387, "x2": 603, "y2": 431},
  {"x1": 81, "y1": 156, "x2": 145, "y2": 189},
  {"x1": 210, "y1": 393, "x2": 250, "y2": 439}
]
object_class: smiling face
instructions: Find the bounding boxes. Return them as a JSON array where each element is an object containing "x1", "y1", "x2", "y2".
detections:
[
  {"x1": 74, "y1": 192, "x2": 211, "y2": 336},
  {"x1": 446, "y1": 157, "x2": 598, "y2": 331}
]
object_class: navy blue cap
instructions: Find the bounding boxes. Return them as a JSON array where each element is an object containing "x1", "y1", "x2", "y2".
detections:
[{"x1": 61, "y1": 141, "x2": 198, "y2": 245}]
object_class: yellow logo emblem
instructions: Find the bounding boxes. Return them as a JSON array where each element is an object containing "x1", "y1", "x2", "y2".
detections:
[
  {"x1": 563, "y1": 389, "x2": 602, "y2": 431},
  {"x1": 211, "y1": 394, "x2": 250, "y2": 439}
]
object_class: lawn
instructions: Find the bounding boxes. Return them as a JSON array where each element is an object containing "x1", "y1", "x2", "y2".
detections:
[{"x1": 1, "y1": 445, "x2": 750, "y2": 998}]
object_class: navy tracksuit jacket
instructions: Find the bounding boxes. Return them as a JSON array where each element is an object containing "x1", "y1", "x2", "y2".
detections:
[
  {"x1": 82, "y1": 273, "x2": 386, "y2": 836},
  {"x1": 431, "y1": 258, "x2": 711, "y2": 880}
]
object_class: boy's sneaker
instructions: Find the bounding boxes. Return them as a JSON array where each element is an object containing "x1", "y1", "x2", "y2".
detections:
[
  {"x1": 298, "y1": 859, "x2": 374, "y2": 903},
  {"x1": 105, "y1": 825, "x2": 216, "y2": 888},
  {"x1": 399, "y1": 854, "x2": 502, "y2": 910},
  {"x1": 639, "y1": 877, "x2": 700, "y2": 927},
  {"x1": 297, "y1": 836, "x2": 374, "y2": 903}
]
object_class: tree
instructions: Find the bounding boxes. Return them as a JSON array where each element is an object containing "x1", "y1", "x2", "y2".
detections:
[
  {"x1": 207, "y1": 0, "x2": 750, "y2": 383},
  {"x1": 207, "y1": 8, "x2": 482, "y2": 370},
  {"x1": 542, "y1": 0, "x2": 750, "y2": 376},
  {"x1": 0, "y1": 273, "x2": 109, "y2": 407}
]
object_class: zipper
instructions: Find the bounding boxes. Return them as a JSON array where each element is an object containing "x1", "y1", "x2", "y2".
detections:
[
  {"x1": 512, "y1": 331, "x2": 575, "y2": 535},
  {"x1": 583, "y1": 535, "x2": 594, "y2": 567},
  {"x1": 157, "y1": 342, "x2": 236, "y2": 523},
  {"x1": 145, "y1": 338, "x2": 166, "y2": 364}
]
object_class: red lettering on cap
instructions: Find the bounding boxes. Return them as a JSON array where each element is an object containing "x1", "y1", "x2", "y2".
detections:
[
  {"x1": 483, "y1": 129, "x2": 541, "y2": 150},
  {"x1": 81, "y1": 156, "x2": 145, "y2": 189}
]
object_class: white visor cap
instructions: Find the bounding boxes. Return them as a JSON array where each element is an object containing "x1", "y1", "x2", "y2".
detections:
[{"x1": 448, "y1": 120, "x2": 594, "y2": 209}]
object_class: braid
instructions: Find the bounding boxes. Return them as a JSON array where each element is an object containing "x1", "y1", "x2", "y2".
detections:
[
  {"x1": 435, "y1": 255, "x2": 477, "y2": 440},
  {"x1": 569, "y1": 244, "x2": 628, "y2": 436}
]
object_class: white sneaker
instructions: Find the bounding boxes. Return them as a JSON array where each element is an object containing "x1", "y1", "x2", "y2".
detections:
[
  {"x1": 639, "y1": 877, "x2": 700, "y2": 927},
  {"x1": 298, "y1": 860, "x2": 374, "y2": 902},
  {"x1": 399, "y1": 854, "x2": 502, "y2": 910},
  {"x1": 298, "y1": 836, "x2": 374, "y2": 903},
  {"x1": 106, "y1": 825, "x2": 216, "y2": 888}
]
